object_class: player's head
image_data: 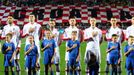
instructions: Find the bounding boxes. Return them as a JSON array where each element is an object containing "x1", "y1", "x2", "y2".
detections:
[
  {"x1": 128, "y1": 36, "x2": 134, "y2": 44},
  {"x1": 5, "y1": 33, "x2": 12, "y2": 42},
  {"x1": 90, "y1": 18, "x2": 96, "y2": 28},
  {"x1": 131, "y1": 16, "x2": 134, "y2": 25},
  {"x1": 29, "y1": 14, "x2": 35, "y2": 23},
  {"x1": 110, "y1": 17, "x2": 117, "y2": 27},
  {"x1": 45, "y1": 29, "x2": 51, "y2": 38},
  {"x1": 111, "y1": 34, "x2": 118, "y2": 42},
  {"x1": 69, "y1": 16, "x2": 76, "y2": 26},
  {"x1": 28, "y1": 35, "x2": 34, "y2": 44},
  {"x1": 7, "y1": 15, "x2": 14, "y2": 25},
  {"x1": 71, "y1": 31, "x2": 77, "y2": 40},
  {"x1": 49, "y1": 19, "x2": 56, "y2": 27}
]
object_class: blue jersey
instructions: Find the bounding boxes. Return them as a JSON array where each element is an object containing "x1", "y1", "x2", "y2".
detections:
[
  {"x1": 107, "y1": 42, "x2": 120, "y2": 56},
  {"x1": 2, "y1": 42, "x2": 15, "y2": 55},
  {"x1": 67, "y1": 40, "x2": 80, "y2": 58},
  {"x1": 25, "y1": 44, "x2": 38, "y2": 56},
  {"x1": 124, "y1": 44, "x2": 134, "y2": 58},
  {"x1": 41, "y1": 39, "x2": 56, "y2": 57},
  {"x1": 2, "y1": 42, "x2": 16, "y2": 67}
]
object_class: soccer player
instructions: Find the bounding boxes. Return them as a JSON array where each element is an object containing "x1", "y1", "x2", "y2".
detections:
[
  {"x1": 84, "y1": 36, "x2": 99, "y2": 75},
  {"x1": 66, "y1": 31, "x2": 80, "y2": 75},
  {"x1": 2, "y1": 34, "x2": 16, "y2": 75},
  {"x1": 105, "y1": 17, "x2": 123, "y2": 75},
  {"x1": 22, "y1": 14, "x2": 41, "y2": 75},
  {"x1": 43, "y1": 19, "x2": 61, "y2": 75},
  {"x1": 126, "y1": 16, "x2": 134, "y2": 39},
  {"x1": 84, "y1": 18, "x2": 102, "y2": 74},
  {"x1": 84, "y1": 17, "x2": 102, "y2": 63},
  {"x1": 1, "y1": 15, "x2": 21, "y2": 74},
  {"x1": 25, "y1": 35, "x2": 39, "y2": 75},
  {"x1": 41, "y1": 29, "x2": 56, "y2": 75},
  {"x1": 124, "y1": 36, "x2": 134, "y2": 75},
  {"x1": 106, "y1": 34, "x2": 120, "y2": 75},
  {"x1": 62, "y1": 17, "x2": 82, "y2": 75}
]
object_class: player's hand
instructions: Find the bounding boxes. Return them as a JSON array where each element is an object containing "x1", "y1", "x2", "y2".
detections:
[
  {"x1": 76, "y1": 57, "x2": 80, "y2": 62},
  {"x1": 72, "y1": 44, "x2": 77, "y2": 48},
  {"x1": 29, "y1": 45, "x2": 34, "y2": 50},
  {"x1": 92, "y1": 31, "x2": 98, "y2": 37},
  {"x1": 118, "y1": 58, "x2": 121, "y2": 64},
  {"x1": 111, "y1": 46, "x2": 116, "y2": 50},
  {"x1": 8, "y1": 32, "x2": 15, "y2": 35},
  {"x1": 51, "y1": 34, "x2": 56, "y2": 38},
  {"x1": 7, "y1": 46, "x2": 11, "y2": 51},
  {"x1": 29, "y1": 28, "x2": 35, "y2": 33},
  {"x1": 129, "y1": 48, "x2": 134, "y2": 51},
  {"x1": 46, "y1": 44, "x2": 50, "y2": 48},
  {"x1": 10, "y1": 58, "x2": 13, "y2": 62},
  {"x1": 51, "y1": 57, "x2": 54, "y2": 63}
]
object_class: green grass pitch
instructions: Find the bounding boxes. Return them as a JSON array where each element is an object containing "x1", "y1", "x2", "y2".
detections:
[{"x1": 0, "y1": 39, "x2": 128, "y2": 75}]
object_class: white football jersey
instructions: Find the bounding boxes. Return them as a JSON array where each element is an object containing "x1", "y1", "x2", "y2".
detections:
[
  {"x1": 106, "y1": 27, "x2": 122, "y2": 43},
  {"x1": 2, "y1": 24, "x2": 20, "y2": 48},
  {"x1": 84, "y1": 27, "x2": 102, "y2": 63},
  {"x1": 63, "y1": 26, "x2": 80, "y2": 41},
  {"x1": 126, "y1": 25, "x2": 134, "y2": 39},
  {"x1": 23, "y1": 22, "x2": 41, "y2": 45}
]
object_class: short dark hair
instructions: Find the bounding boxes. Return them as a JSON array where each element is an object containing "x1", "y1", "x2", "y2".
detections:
[
  {"x1": 69, "y1": 16, "x2": 76, "y2": 19},
  {"x1": 112, "y1": 34, "x2": 118, "y2": 37},
  {"x1": 128, "y1": 36, "x2": 134, "y2": 39}
]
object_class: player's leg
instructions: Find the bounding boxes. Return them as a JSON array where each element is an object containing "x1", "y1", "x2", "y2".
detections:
[
  {"x1": 15, "y1": 55, "x2": 21, "y2": 75},
  {"x1": 28, "y1": 67, "x2": 31, "y2": 75},
  {"x1": 126, "y1": 58, "x2": 131, "y2": 75},
  {"x1": 44, "y1": 64, "x2": 48, "y2": 75},
  {"x1": 49, "y1": 64, "x2": 54, "y2": 75},
  {"x1": 55, "y1": 47, "x2": 60, "y2": 75},
  {"x1": 75, "y1": 61, "x2": 81, "y2": 75},
  {"x1": 105, "y1": 53, "x2": 110, "y2": 75},
  {"x1": 36, "y1": 44, "x2": 40, "y2": 75},
  {"x1": 117, "y1": 62, "x2": 121, "y2": 75},
  {"x1": 4, "y1": 67, "x2": 9, "y2": 75},
  {"x1": 85, "y1": 65, "x2": 89, "y2": 75},
  {"x1": 32, "y1": 67, "x2": 36, "y2": 75},
  {"x1": 65, "y1": 52, "x2": 69, "y2": 75},
  {"x1": 10, "y1": 66, "x2": 15, "y2": 75}
]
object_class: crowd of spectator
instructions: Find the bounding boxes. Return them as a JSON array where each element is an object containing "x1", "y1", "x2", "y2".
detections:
[{"x1": 0, "y1": 0, "x2": 134, "y2": 7}]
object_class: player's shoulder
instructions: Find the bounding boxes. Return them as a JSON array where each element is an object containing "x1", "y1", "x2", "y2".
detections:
[
  {"x1": 34, "y1": 22, "x2": 41, "y2": 27},
  {"x1": 126, "y1": 25, "x2": 133, "y2": 30}
]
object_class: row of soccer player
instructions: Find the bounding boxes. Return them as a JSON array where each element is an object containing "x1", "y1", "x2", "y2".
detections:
[{"x1": 1, "y1": 14, "x2": 134, "y2": 75}]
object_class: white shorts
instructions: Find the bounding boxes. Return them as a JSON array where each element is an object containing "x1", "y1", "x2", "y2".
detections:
[
  {"x1": 55, "y1": 47, "x2": 60, "y2": 64},
  {"x1": 65, "y1": 52, "x2": 69, "y2": 61},
  {"x1": 14, "y1": 53, "x2": 20, "y2": 59},
  {"x1": 106, "y1": 53, "x2": 110, "y2": 62}
]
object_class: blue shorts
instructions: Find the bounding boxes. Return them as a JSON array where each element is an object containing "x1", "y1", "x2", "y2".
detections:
[
  {"x1": 109, "y1": 54, "x2": 118, "y2": 65},
  {"x1": 4, "y1": 54, "x2": 15, "y2": 67},
  {"x1": 69, "y1": 57, "x2": 79, "y2": 68},
  {"x1": 43, "y1": 52, "x2": 53, "y2": 65},
  {"x1": 126, "y1": 57, "x2": 134, "y2": 70},
  {"x1": 25, "y1": 56, "x2": 37, "y2": 69}
]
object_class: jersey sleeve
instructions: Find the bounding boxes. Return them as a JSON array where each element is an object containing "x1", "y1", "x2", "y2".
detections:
[
  {"x1": 124, "y1": 45, "x2": 128, "y2": 53},
  {"x1": 1, "y1": 26, "x2": 6, "y2": 39},
  {"x1": 22, "y1": 25, "x2": 28, "y2": 37},
  {"x1": 2, "y1": 43, "x2": 6, "y2": 54},
  {"x1": 53, "y1": 40, "x2": 56, "y2": 48},
  {"x1": 107, "y1": 42, "x2": 111, "y2": 50},
  {"x1": 12, "y1": 43, "x2": 16, "y2": 52},
  {"x1": 41, "y1": 41, "x2": 44, "y2": 48},
  {"x1": 25, "y1": 45, "x2": 29, "y2": 52}
]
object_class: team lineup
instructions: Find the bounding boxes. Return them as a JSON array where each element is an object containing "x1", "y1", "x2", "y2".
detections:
[{"x1": 1, "y1": 14, "x2": 134, "y2": 75}]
